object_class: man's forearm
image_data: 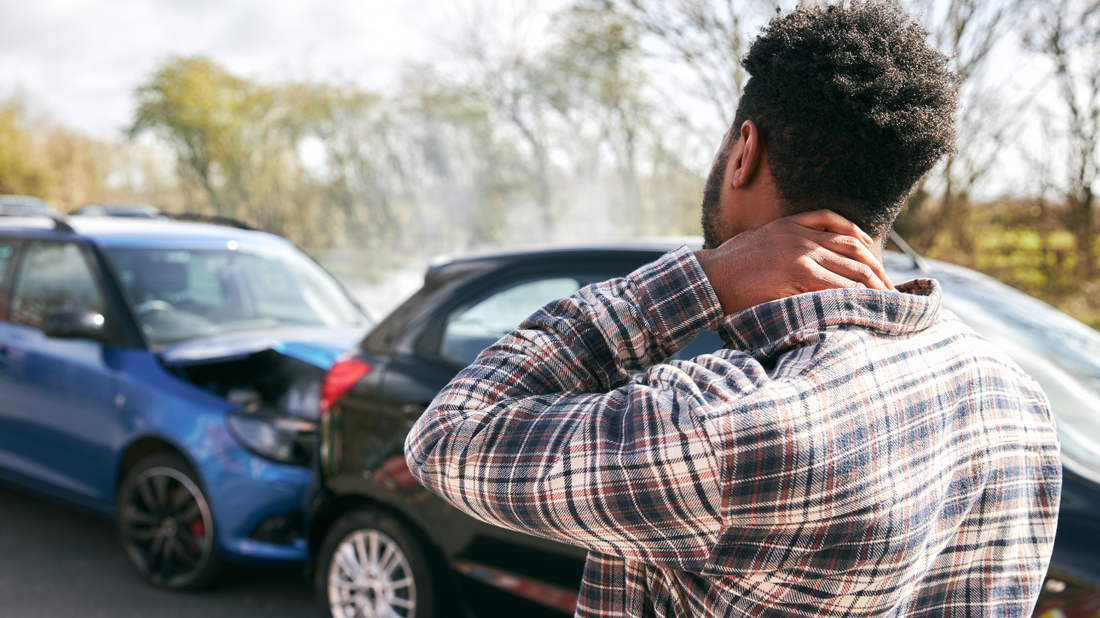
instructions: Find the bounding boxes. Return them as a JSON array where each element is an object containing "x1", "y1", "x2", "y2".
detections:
[
  {"x1": 402, "y1": 247, "x2": 727, "y2": 564},
  {"x1": 429, "y1": 246, "x2": 723, "y2": 400}
]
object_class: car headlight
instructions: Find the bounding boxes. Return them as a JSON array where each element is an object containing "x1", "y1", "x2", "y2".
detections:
[{"x1": 227, "y1": 412, "x2": 316, "y2": 466}]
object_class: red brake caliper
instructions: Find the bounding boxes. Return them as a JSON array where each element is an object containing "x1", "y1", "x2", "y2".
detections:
[{"x1": 188, "y1": 520, "x2": 205, "y2": 554}]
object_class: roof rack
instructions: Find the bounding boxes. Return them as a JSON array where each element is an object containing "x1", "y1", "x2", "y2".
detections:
[
  {"x1": 0, "y1": 212, "x2": 75, "y2": 233},
  {"x1": 168, "y1": 213, "x2": 254, "y2": 230}
]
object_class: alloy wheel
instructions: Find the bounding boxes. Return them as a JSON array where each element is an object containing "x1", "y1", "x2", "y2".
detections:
[
  {"x1": 119, "y1": 465, "x2": 214, "y2": 588},
  {"x1": 328, "y1": 529, "x2": 417, "y2": 618}
]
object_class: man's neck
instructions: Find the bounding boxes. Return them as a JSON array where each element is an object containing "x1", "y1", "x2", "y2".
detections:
[{"x1": 870, "y1": 238, "x2": 885, "y2": 262}]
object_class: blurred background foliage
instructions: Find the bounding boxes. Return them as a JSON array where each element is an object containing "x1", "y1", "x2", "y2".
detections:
[{"x1": 1, "y1": 0, "x2": 1099, "y2": 325}]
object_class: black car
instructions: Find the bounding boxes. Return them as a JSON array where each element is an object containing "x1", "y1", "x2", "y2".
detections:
[
  {"x1": 307, "y1": 243, "x2": 724, "y2": 617},
  {"x1": 308, "y1": 240, "x2": 1100, "y2": 618}
]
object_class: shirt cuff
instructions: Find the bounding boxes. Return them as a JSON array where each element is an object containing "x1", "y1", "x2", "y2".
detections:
[{"x1": 631, "y1": 245, "x2": 725, "y2": 353}]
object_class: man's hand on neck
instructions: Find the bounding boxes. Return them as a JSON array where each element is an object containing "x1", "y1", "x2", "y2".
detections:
[{"x1": 695, "y1": 209, "x2": 894, "y2": 316}]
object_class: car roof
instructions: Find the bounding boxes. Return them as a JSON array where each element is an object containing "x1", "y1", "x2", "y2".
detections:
[
  {"x1": 425, "y1": 237, "x2": 703, "y2": 283},
  {"x1": 430, "y1": 236, "x2": 703, "y2": 265},
  {"x1": 0, "y1": 215, "x2": 292, "y2": 249},
  {"x1": 0, "y1": 195, "x2": 62, "y2": 217}
]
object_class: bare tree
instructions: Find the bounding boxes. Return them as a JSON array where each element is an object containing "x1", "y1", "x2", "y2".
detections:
[
  {"x1": 895, "y1": 0, "x2": 1026, "y2": 260},
  {"x1": 597, "y1": 0, "x2": 775, "y2": 139},
  {"x1": 537, "y1": 5, "x2": 653, "y2": 233},
  {"x1": 442, "y1": 0, "x2": 558, "y2": 232},
  {"x1": 436, "y1": 0, "x2": 696, "y2": 239},
  {"x1": 1024, "y1": 0, "x2": 1100, "y2": 279}
]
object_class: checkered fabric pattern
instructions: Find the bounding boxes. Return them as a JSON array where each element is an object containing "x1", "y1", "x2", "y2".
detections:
[{"x1": 405, "y1": 246, "x2": 1061, "y2": 617}]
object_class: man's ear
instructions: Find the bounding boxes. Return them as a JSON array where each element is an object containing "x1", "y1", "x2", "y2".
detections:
[{"x1": 731, "y1": 120, "x2": 761, "y2": 189}]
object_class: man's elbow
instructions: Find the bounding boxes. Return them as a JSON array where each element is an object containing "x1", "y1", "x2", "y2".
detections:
[{"x1": 403, "y1": 419, "x2": 435, "y2": 485}]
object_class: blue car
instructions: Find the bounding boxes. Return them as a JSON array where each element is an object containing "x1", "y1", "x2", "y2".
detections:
[{"x1": 0, "y1": 214, "x2": 371, "y2": 589}]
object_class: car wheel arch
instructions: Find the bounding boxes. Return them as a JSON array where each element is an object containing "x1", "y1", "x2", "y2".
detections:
[
  {"x1": 311, "y1": 494, "x2": 432, "y2": 554},
  {"x1": 311, "y1": 494, "x2": 463, "y2": 608},
  {"x1": 115, "y1": 435, "x2": 203, "y2": 500}
]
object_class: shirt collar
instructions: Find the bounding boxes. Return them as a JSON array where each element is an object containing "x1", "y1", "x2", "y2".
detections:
[{"x1": 717, "y1": 278, "x2": 942, "y2": 360}]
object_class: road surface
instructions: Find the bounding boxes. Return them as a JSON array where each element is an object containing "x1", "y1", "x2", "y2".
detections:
[{"x1": 0, "y1": 482, "x2": 315, "y2": 618}]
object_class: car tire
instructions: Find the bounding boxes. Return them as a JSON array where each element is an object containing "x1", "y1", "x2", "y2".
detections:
[
  {"x1": 316, "y1": 507, "x2": 436, "y2": 618},
  {"x1": 116, "y1": 452, "x2": 221, "y2": 590}
]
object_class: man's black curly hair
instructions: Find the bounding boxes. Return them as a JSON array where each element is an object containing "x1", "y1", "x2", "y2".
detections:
[{"x1": 732, "y1": 1, "x2": 958, "y2": 237}]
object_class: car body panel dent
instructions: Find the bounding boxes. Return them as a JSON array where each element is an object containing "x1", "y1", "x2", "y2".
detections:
[
  {"x1": 112, "y1": 345, "x2": 316, "y2": 562},
  {"x1": 200, "y1": 438, "x2": 310, "y2": 561}
]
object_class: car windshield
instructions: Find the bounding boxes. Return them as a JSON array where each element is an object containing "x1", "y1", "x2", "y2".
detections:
[{"x1": 106, "y1": 246, "x2": 369, "y2": 345}]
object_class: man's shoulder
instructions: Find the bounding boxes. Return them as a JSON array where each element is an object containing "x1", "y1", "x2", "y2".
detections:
[
  {"x1": 928, "y1": 307, "x2": 1041, "y2": 377},
  {"x1": 767, "y1": 302, "x2": 1048, "y2": 407}
]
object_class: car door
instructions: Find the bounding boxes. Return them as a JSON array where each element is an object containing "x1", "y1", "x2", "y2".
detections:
[
  {"x1": 0, "y1": 239, "x2": 122, "y2": 507},
  {"x1": 0, "y1": 237, "x2": 26, "y2": 481},
  {"x1": 379, "y1": 268, "x2": 613, "y2": 613}
]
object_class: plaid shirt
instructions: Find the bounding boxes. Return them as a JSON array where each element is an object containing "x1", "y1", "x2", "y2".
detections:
[{"x1": 406, "y1": 247, "x2": 1061, "y2": 617}]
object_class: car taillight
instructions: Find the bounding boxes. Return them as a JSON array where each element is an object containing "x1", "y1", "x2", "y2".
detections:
[{"x1": 320, "y1": 357, "x2": 371, "y2": 416}]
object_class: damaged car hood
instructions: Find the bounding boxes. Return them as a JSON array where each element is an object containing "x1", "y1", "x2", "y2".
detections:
[{"x1": 157, "y1": 327, "x2": 368, "y2": 368}]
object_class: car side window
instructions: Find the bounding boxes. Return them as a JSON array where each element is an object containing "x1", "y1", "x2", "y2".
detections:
[
  {"x1": 10, "y1": 242, "x2": 105, "y2": 329},
  {"x1": 439, "y1": 277, "x2": 583, "y2": 366},
  {"x1": 0, "y1": 241, "x2": 17, "y2": 321}
]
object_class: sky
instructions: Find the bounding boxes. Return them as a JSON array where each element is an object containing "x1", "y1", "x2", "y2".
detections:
[
  {"x1": 0, "y1": 0, "x2": 459, "y2": 138},
  {"x1": 0, "y1": 0, "x2": 1061, "y2": 199}
]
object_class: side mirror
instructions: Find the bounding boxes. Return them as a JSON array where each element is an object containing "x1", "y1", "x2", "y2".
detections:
[{"x1": 42, "y1": 308, "x2": 107, "y2": 342}]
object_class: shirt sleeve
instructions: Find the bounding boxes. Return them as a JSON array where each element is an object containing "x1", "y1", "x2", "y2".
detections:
[{"x1": 404, "y1": 247, "x2": 736, "y2": 573}]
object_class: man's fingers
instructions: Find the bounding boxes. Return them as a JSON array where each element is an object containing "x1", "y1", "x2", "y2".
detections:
[
  {"x1": 697, "y1": 209, "x2": 895, "y2": 316},
  {"x1": 796, "y1": 266, "x2": 871, "y2": 294},
  {"x1": 770, "y1": 210, "x2": 893, "y2": 291},
  {"x1": 786, "y1": 209, "x2": 874, "y2": 247},
  {"x1": 807, "y1": 231, "x2": 893, "y2": 290},
  {"x1": 804, "y1": 249, "x2": 890, "y2": 292}
]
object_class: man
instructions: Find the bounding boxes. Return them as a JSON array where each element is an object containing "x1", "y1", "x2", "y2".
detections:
[{"x1": 406, "y1": 2, "x2": 1061, "y2": 616}]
